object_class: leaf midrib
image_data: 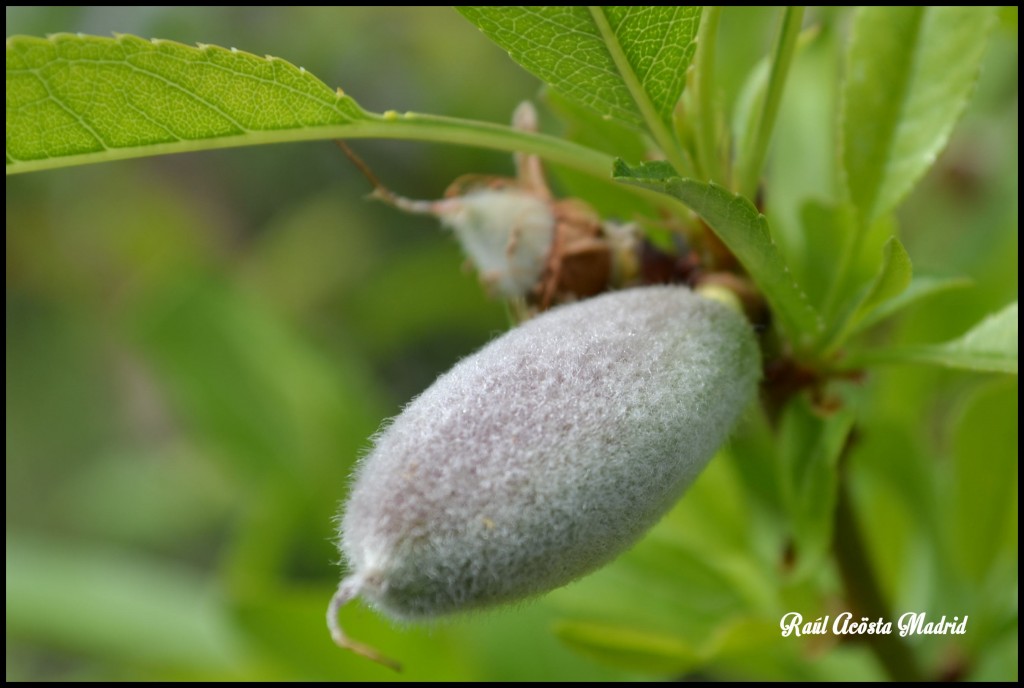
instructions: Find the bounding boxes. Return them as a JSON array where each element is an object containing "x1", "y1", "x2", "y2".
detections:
[{"x1": 588, "y1": 6, "x2": 685, "y2": 172}]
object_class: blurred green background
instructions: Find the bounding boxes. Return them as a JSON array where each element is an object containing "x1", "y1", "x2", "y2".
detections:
[{"x1": 6, "y1": 7, "x2": 1017, "y2": 681}]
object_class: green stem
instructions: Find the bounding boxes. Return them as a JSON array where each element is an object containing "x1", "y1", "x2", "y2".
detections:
[
  {"x1": 5, "y1": 110, "x2": 616, "y2": 180},
  {"x1": 735, "y1": 6, "x2": 805, "y2": 198},
  {"x1": 588, "y1": 6, "x2": 690, "y2": 175},
  {"x1": 691, "y1": 6, "x2": 722, "y2": 182},
  {"x1": 834, "y1": 459, "x2": 926, "y2": 682},
  {"x1": 354, "y1": 112, "x2": 616, "y2": 177}
]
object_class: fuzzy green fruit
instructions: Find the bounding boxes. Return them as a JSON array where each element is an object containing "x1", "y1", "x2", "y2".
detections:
[{"x1": 329, "y1": 286, "x2": 760, "y2": 666}]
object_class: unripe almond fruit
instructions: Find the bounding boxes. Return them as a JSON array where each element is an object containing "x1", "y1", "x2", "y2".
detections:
[{"x1": 328, "y1": 285, "x2": 760, "y2": 668}]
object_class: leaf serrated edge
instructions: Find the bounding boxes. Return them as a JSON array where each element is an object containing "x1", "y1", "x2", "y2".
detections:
[
  {"x1": 6, "y1": 33, "x2": 622, "y2": 177},
  {"x1": 613, "y1": 161, "x2": 823, "y2": 342}
]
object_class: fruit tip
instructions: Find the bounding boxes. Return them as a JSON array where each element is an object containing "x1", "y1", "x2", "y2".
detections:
[{"x1": 327, "y1": 576, "x2": 402, "y2": 672}]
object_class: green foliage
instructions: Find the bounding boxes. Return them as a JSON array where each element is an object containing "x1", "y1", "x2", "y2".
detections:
[
  {"x1": 824, "y1": 237, "x2": 913, "y2": 352},
  {"x1": 5, "y1": 33, "x2": 365, "y2": 170},
  {"x1": 5, "y1": 34, "x2": 612, "y2": 177},
  {"x1": 6, "y1": 533, "x2": 242, "y2": 673},
  {"x1": 949, "y1": 380, "x2": 1018, "y2": 585},
  {"x1": 851, "y1": 239, "x2": 912, "y2": 331},
  {"x1": 552, "y1": 620, "x2": 701, "y2": 675},
  {"x1": 778, "y1": 396, "x2": 855, "y2": 577},
  {"x1": 733, "y1": 7, "x2": 805, "y2": 197},
  {"x1": 860, "y1": 301, "x2": 1018, "y2": 374},
  {"x1": 5, "y1": 5, "x2": 1017, "y2": 683},
  {"x1": 851, "y1": 275, "x2": 971, "y2": 335},
  {"x1": 613, "y1": 159, "x2": 821, "y2": 345},
  {"x1": 840, "y1": 7, "x2": 997, "y2": 224},
  {"x1": 457, "y1": 7, "x2": 700, "y2": 134}
]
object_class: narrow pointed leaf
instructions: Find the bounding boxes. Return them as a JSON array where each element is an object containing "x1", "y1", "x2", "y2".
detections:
[
  {"x1": 840, "y1": 6, "x2": 996, "y2": 223},
  {"x1": 614, "y1": 159, "x2": 821, "y2": 345}
]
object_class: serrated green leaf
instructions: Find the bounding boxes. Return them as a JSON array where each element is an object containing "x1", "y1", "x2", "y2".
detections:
[
  {"x1": 5, "y1": 33, "x2": 614, "y2": 176},
  {"x1": 840, "y1": 6, "x2": 997, "y2": 223},
  {"x1": 613, "y1": 159, "x2": 821, "y2": 346},
  {"x1": 852, "y1": 274, "x2": 972, "y2": 334},
  {"x1": 778, "y1": 395, "x2": 856, "y2": 577},
  {"x1": 859, "y1": 301, "x2": 1018, "y2": 374},
  {"x1": 456, "y1": 6, "x2": 700, "y2": 132},
  {"x1": 552, "y1": 620, "x2": 701, "y2": 675},
  {"x1": 5, "y1": 33, "x2": 363, "y2": 167}
]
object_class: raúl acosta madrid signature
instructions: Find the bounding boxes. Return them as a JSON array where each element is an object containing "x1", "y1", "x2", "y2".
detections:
[{"x1": 780, "y1": 612, "x2": 968, "y2": 638}]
